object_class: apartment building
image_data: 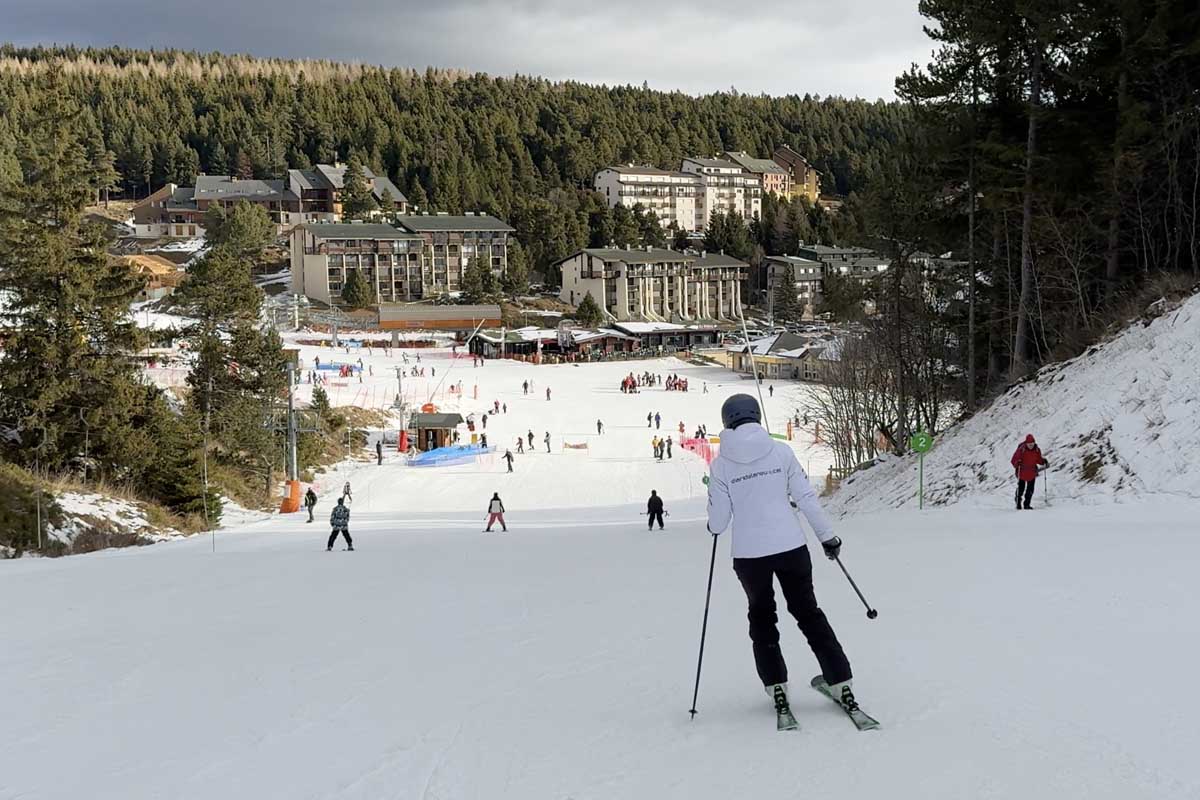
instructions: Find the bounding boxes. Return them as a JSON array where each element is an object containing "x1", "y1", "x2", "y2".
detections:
[
  {"x1": 680, "y1": 157, "x2": 763, "y2": 229},
  {"x1": 132, "y1": 163, "x2": 408, "y2": 238},
  {"x1": 593, "y1": 167, "x2": 699, "y2": 231},
  {"x1": 557, "y1": 247, "x2": 749, "y2": 322},
  {"x1": 722, "y1": 151, "x2": 791, "y2": 197},
  {"x1": 772, "y1": 145, "x2": 822, "y2": 203},
  {"x1": 290, "y1": 213, "x2": 513, "y2": 305},
  {"x1": 764, "y1": 255, "x2": 825, "y2": 314}
]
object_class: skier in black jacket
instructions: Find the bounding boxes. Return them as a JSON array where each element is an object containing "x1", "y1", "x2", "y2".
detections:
[{"x1": 647, "y1": 490, "x2": 665, "y2": 530}]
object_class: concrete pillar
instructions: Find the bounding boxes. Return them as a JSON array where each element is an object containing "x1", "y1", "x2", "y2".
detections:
[
  {"x1": 716, "y1": 279, "x2": 724, "y2": 320},
  {"x1": 679, "y1": 275, "x2": 688, "y2": 319}
]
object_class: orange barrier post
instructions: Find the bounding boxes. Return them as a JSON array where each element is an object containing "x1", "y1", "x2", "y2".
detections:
[{"x1": 279, "y1": 479, "x2": 301, "y2": 513}]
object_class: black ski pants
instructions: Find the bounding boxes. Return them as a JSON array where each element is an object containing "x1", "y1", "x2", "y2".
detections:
[
  {"x1": 648, "y1": 510, "x2": 664, "y2": 530},
  {"x1": 327, "y1": 527, "x2": 352, "y2": 549},
  {"x1": 733, "y1": 545, "x2": 851, "y2": 687},
  {"x1": 1016, "y1": 478, "x2": 1036, "y2": 508}
]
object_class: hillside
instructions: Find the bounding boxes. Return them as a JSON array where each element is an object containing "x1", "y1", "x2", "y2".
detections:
[{"x1": 828, "y1": 289, "x2": 1200, "y2": 515}]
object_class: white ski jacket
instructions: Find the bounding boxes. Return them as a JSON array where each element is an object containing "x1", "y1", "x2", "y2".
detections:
[{"x1": 706, "y1": 423, "x2": 835, "y2": 559}]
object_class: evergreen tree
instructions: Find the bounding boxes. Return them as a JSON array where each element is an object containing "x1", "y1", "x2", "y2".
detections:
[
  {"x1": 341, "y1": 154, "x2": 377, "y2": 219},
  {"x1": 0, "y1": 73, "x2": 145, "y2": 472},
  {"x1": 203, "y1": 200, "x2": 274, "y2": 263},
  {"x1": 462, "y1": 255, "x2": 496, "y2": 303},
  {"x1": 672, "y1": 226, "x2": 691, "y2": 251},
  {"x1": 87, "y1": 136, "x2": 120, "y2": 206},
  {"x1": 772, "y1": 272, "x2": 804, "y2": 323},
  {"x1": 703, "y1": 211, "x2": 753, "y2": 260},
  {"x1": 574, "y1": 291, "x2": 604, "y2": 327},
  {"x1": 340, "y1": 268, "x2": 376, "y2": 308},
  {"x1": 500, "y1": 240, "x2": 529, "y2": 297}
]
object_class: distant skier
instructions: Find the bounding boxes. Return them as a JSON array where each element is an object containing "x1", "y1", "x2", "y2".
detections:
[
  {"x1": 304, "y1": 487, "x2": 318, "y2": 523},
  {"x1": 706, "y1": 394, "x2": 855, "y2": 723},
  {"x1": 654, "y1": 412, "x2": 661, "y2": 430},
  {"x1": 327, "y1": 497, "x2": 353, "y2": 551},
  {"x1": 504, "y1": 449, "x2": 514, "y2": 473},
  {"x1": 597, "y1": 419, "x2": 604, "y2": 435},
  {"x1": 647, "y1": 412, "x2": 653, "y2": 428},
  {"x1": 647, "y1": 490, "x2": 665, "y2": 531},
  {"x1": 527, "y1": 430, "x2": 534, "y2": 448},
  {"x1": 516, "y1": 437, "x2": 525, "y2": 454},
  {"x1": 1011, "y1": 434, "x2": 1049, "y2": 510},
  {"x1": 703, "y1": 382, "x2": 708, "y2": 394},
  {"x1": 480, "y1": 433, "x2": 488, "y2": 449},
  {"x1": 544, "y1": 431, "x2": 551, "y2": 453},
  {"x1": 768, "y1": 384, "x2": 774, "y2": 397},
  {"x1": 502, "y1": 403, "x2": 507, "y2": 414},
  {"x1": 666, "y1": 436, "x2": 673, "y2": 459},
  {"x1": 485, "y1": 493, "x2": 507, "y2": 532},
  {"x1": 523, "y1": 380, "x2": 529, "y2": 395},
  {"x1": 342, "y1": 481, "x2": 353, "y2": 505},
  {"x1": 376, "y1": 440, "x2": 383, "y2": 466},
  {"x1": 482, "y1": 413, "x2": 488, "y2": 430},
  {"x1": 546, "y1": 387, "x2": 552, "y2": 401}
]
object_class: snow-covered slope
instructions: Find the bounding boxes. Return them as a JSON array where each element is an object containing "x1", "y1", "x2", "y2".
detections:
[
  {"x1": 2, "y1": 496, "x2": 1198, "y2": 799},
  {"x1": 830, "y1": 290, "x2": 1200, "y2": 514}
]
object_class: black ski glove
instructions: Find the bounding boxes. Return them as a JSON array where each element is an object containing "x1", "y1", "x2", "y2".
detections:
[{"x1": 821, "y1": 536, "x2": 842, "y2": 560}]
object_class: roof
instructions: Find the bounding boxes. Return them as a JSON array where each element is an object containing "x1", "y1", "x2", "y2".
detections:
[
  {"x1": 288, "y1": 169, "x2": 323, "y2": 191},
  {"x1": 378, "y1": 304, "x2": 502, "y2": 323},
  {"x1": 692, "y1": 252, "x2": 749, "y2": 268},
  {"x1": 308, "y1": 164, "x2": 408, "y2": 204},
  {"x1": 164, "y1": 186, "x2": 197, "y2": 211},
  {"x1": 612, "y1": 322, "x2": 720, "y2": 334},
  {"x1": 370, "y1": 175, "x2": 407, "y2": 204},
  {"x1": 722, "y1": 151, "x2": 788, "y2": 175},
  {"x1": 118, "y1": 254, "x2": 180, "y2": 275},
  {"x1": 572, "y1": 328, "x2": 639, "y2": 343},
  {"x1": 303, "y1": 223, "x2": 421, "y2": 241},
  {"x1": 684, "y1": 157, "x2": 741, "y2": 170},
  {"x1": 577, "y1": 248, "x2": 692, "y2": 265},
  {"x1": 772, "y1": 145, "x2": 815, "y2": 168},
  {"x1": 193, "y1": 175, "x2": 284, "y2": 201},
  {"x1": 765, "y1": 255, "x2": 822, "y2": 266},
  {"x1": 738, "y1": 332, "x2": 814, "y2": 357},
  {"x1": 600, "y1": 166, "x2": 699, "y2": 180},
  {"x1": 395, "y1": 214, "x2": 514, "y2": 233},
  {"x1": 412, "y1": 413, "x2": 465, "y2": 429}
]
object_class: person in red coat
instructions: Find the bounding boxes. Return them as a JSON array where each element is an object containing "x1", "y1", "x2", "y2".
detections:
[{"x1": 1011, "y1": 434, "x2": 1049, "y2": 509}]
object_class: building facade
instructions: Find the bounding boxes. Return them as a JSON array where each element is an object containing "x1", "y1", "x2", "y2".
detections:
[
  {"x1": 771, "y1": 145, "x2": 822, "y2": 203},
  {"x1": 764, "y1": 255, "x2": 825, "y2": 315},
  {"x1": 557, "y1": 247, "x2": 748, "y2": 322},
  {"x1": 681, "y1": 157, "x2": 763, "y2": 230},
  {"x1": 722, "y1": 151, "x2": 791, "y2": 197},
  {"x1": 290, "y1": 214, "x2": 513, "y2": 305},
  {"x1": 593, "y1": 167, "x2": 699, "y2": 231}
]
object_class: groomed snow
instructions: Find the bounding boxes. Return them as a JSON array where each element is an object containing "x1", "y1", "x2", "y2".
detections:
[{"x1": 3, "y1": 336, "x2": 1198, "y2": 798}]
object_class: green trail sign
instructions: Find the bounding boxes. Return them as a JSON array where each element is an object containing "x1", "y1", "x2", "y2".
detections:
[{"x1": 909, "y1": 431, "x2": 934, "y2": 508}]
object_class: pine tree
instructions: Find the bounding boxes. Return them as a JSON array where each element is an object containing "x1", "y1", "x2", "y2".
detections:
[
  {"x1": 203, "y1": 200, "x2": 273, "y2": 262},
  {"x1": 340, "y1": 268, "x2": 376, "y2": 308},
  {"x1": 462, "y1": 255, "x2": 495, "y2": 303},
  {"x1": 87, "y1": 136, "x2": 120, "y2": 206},
  {"x1": 501, "y1": 240, "x2": 530, "y2": 297},
  {"x1": 574, "y1": 291, "x2": 604, "y2": 327},
  {"x1": 341, "y1": 154, "x2": 377, "y2": 220},
  {"x1": 772, "y1": 273, "x2": 803, "y2": 323},
  {"x1": 0, "y1": 72, "x2": 145, "y2": 472}
]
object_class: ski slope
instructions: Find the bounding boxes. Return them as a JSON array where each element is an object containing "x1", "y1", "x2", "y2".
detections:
[{"x1": 3, "y1": 351, "x2": 1199, "y2": 799}]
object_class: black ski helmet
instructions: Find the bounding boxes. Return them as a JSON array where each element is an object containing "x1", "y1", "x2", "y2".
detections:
[{"x1": 721, "y1": 394, "x2": 761, "y2": 430}]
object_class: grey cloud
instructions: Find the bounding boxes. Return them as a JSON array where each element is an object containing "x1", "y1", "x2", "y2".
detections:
[{"x1": 2, "y1": 0, "x2": 932, "y2": 98}]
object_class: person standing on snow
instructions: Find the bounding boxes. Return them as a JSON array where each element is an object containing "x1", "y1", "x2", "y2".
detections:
[
  {"x1": 516, "y1": 437, "x2": 525, "y2": 454},
  {"x1": 546, "y1": 387, "x2": 552, "y2": 401},
  {"x1": 523, "y1": 380, "x2": 529, "y2": 395},
  {"x1": 304, "y1": 487, "x2": 318, "y2": 523},
  {"x1": 327, "y1": 497, "x2": 353, "y2": 551},
  {"x1": 544, "y1": 431, "x2": 552, "y2": 453},
  {"x1": 376, "y1": 440, "x2": 383, "y2": 466},
  {"x1": 527, "y1": 430, "x2": 534, "y2": 448},
  {"x1": 1011, "y1": 434, "x2": 1049, "y2": 510},
  {"x1": 666, "y1": 436, "x2": 673, "y2": 459},
  {"x1": 647, "y1": 412, "x2": 653, "y2": 428},
  {"x1": 597, "y1": 419, "x2": 604, "y2": 435},
  {"x1": 654, "y1": 412, "x2": 661, "y2": 429},
  {"x1": 706, "y1": 394, "x2": 856, "y2": 721},
  {"x1": 485, "y1": 493, "x2": 507, "y2": 532},
  {"x1": 342, "y1": 482, "x2": 353, "y2": 505},
  {"x1": 647, "y1": 490, "x2": 665, "y2": 531},
  {"x1": 504, "y1": 449, "x2": 515, "y2": 473}
]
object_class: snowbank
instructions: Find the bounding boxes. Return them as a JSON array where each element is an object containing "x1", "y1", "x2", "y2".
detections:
[
  {"x1": 829, "y1": 291, "x2": 1200, "y2": 514},
  {"x1": 47, "y1": 491, "x2": 183, "y2": 552}
]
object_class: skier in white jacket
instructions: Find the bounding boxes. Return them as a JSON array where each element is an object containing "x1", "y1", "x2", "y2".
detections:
[{"x1": 706, "y1": 393, "x2": 855, "y2": 717}]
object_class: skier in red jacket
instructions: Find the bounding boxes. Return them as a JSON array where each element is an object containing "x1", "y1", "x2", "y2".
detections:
[{"x1": 1011, "y1": 434, "x2": 1049, "y2": 510}]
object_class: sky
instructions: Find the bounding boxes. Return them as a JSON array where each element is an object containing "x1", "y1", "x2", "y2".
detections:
[{"x1": 1, "y1": 0, "x2": 934, "y2": 100}]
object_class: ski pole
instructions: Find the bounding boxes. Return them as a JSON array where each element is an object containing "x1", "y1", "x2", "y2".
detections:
[
  {"x1": 689, "y1": 533, "x2": 719, "y2": 719},
  {"x1": 834, "y1": 556, "x2": 878, "y2": 619}
]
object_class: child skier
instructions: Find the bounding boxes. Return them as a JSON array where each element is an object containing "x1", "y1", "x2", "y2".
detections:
[{"x1": 706, "y1": 394, "x2": 856, "y2": 727}]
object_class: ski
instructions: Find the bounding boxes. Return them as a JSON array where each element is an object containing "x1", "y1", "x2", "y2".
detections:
[
  {"x1": 810, "y1": 676, "x2": 880, "y2": 731},
  {"x1": 772, "y1": 685, "x2": 799, "y2": 732}
]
